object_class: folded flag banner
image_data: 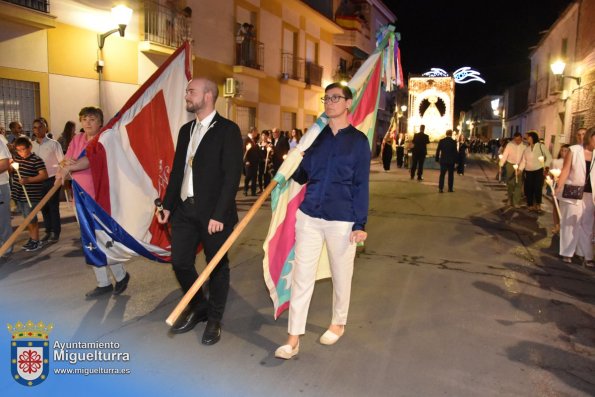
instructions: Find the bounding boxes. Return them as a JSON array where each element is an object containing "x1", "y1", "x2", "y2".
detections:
[
  {"x1": 79, "y1": 42, "x2": 192, "y2": 266},
  {"x1": 263, "y1": 25, "x2": 403, "y2": 318}
]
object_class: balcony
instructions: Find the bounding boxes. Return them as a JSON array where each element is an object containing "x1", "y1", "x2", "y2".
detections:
[
  {"x1": 0, "y1": 0, "x2": 56, "y2": 29},
  {"x1": 140, "y1": 0, "x2": 192, "y2": 55},
  {"x1": 333, "y1": 16, "x2": 373, "y2": 56},
  {"x1": 305, "y1": 62, "x2": 323, "y2": 87},
  {"x1": 281, "y1": 52, "x2": 306, "y2": 88}
]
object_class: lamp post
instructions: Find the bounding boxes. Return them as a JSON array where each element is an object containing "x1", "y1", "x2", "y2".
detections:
[
  {"x1": 550, "y1": 60, "x2": 581, "y2": 85},
  {"x1": 399, "y1": 105, "x2": 407, "y2": 134},
  {"x1": 96, "y1": 5, "x2": 133, "y2": 108}
]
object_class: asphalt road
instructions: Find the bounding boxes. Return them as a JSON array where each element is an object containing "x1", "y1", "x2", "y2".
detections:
[{"x1": 1, "y1": 155, "x2": 593, "y2": 397}]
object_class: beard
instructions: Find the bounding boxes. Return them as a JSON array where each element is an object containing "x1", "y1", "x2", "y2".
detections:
[{"x1": 186, "y1": 98, "x2": 204, "y2": 114}]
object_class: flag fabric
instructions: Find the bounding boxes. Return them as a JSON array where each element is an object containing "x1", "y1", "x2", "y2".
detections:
[
  {"x1": 263, "y1": 26, "x2": 402, "y2": 318},
  {"x1": 78, "y1": 42, "x2": 192, "y2": 266}
]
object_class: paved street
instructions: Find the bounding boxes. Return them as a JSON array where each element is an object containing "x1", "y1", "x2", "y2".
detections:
[{"x1": 1, "y1": 155, "x2": 594, "y2": 397}]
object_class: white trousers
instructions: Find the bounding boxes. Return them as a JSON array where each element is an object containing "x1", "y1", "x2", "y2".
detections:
[
  {"x1": 92, "y1": 264, "x2": 126, "y2": 287},
  {"x1": 288, "y1": 210, "x2": 357, "y2": 335},
  {"x1": 559, "y1": 193, "x2": 594, "y2": 260}
]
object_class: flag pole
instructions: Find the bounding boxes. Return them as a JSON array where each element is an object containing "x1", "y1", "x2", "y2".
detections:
[
  {"x1": 166, "y1": 179, "x2": 278, "y2": 326},
  {"x1": 0, "y1": 183, "x2": 61, "y2": 257}
]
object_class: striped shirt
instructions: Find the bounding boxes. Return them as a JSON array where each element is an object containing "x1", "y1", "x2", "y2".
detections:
[{"x1": 11, "y1": 153, "x2": 46, "y2": 202}]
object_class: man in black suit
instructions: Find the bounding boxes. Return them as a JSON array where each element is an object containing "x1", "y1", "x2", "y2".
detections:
[
  {"x1": 157, "y1": 78, "x2": 243, "y2": 345},
  {"x1": 435, "y1": 129, "x2": 458, "y2": 193},
  {"x1": 410, "y1": 124, "x2": 430, "y2": 181},
  {"x1": 243, "y1": 127, "x2": 260, "y2": 196},
  {"x1": 271, "y1": 128, "x2": 289, "y2": 175}
]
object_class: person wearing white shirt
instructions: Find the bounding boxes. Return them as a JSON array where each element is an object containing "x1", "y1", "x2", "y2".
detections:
[
  {"x1": 522, "y1": 131, "x2": 552, "y2": 213},
  {"x1": 0, "y1": 139, "x2": 12, "y2": 259},
  {"x1": 31, "y1": 118, "x2": 64, "y2": 243},
  {"x1": 499, "y1": 132, "x2": 526, "y2": 208}
]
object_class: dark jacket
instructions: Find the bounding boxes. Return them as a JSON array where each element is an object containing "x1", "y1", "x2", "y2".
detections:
[
  {"x1": 163, "y1": 113, "x2": 243, "y2": 225},
  {"x1": 272, "y1": 134, "x2": 290, "y2": 169},
  {"x1": 411, "y1": 132, "x2": 430, "y2": 155},
  {"x1": 244, "y1": 136, "x2": 261, "y2": 166},
  {"x1": 435, "y1": 136, "x2": 458, "y2": 165}
]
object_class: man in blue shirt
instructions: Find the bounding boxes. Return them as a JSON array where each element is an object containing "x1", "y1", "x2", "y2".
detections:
[{"x1": 275, "y1": 83, "x2": 370, "y2": 359}]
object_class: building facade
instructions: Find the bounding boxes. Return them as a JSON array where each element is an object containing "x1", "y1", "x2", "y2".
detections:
[{"x1": 0, "y1": 0, "x2": 395, "y2": 141}]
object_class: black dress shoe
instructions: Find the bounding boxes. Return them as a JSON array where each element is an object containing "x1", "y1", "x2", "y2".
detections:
[
  {"x1": 113, "y1": 272, "x2": 130, "y2": 295},
  {"x1": 439, "y1": 189, "x2": 444, "y2": 193},
  {"x1": 202, "y1": 320, "x2": 221, "y2": 345},
  {"x1": 85, "y1": 285, "x2": 113, "y2": 298},
  {"x1": 448, "y1": 189, "x2": 454, "y2": 192},
  {"x1": 170, "y1": 309, "x2": 208, "y2": 334}
]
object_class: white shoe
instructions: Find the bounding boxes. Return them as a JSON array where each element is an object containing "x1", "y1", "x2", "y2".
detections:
[
  {"x1": 319, "y1": 329, "x2": 344, "y2": 345},
  {"x1": 275, "y1": 342, "x2": 299, "y2": 359}
]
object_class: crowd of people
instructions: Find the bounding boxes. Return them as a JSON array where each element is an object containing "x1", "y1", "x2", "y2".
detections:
[{"x1": 241, "y1": 127, "x2": 299, "y2": 195}]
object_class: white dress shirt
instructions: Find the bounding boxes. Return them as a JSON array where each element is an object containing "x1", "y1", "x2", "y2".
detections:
[
  {"x1": 500, "y1": 141, "x2": 526, "y2": 169},
  {"x1": 522, "y1": 143, "x2": 552, "y2": 171},
  {"x1": 182, "y1": 110, "x2": 217, "y2": 200},
  {"x1": 32, "y1": 136, "x2": 64, "y2": 178}
]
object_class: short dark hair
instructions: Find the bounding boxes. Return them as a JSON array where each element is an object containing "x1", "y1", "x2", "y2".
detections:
[
  {"x1": 513, "y1": 132, "x2": 522, "y2": 138},
  {"x1": 79, "y1": 106, "x2": 104, "y2": 125},
  {"x1": 325, "y1": 83, "x2": 353, "y2": 100},
  {"x1": 583, "y1": 127, "x2": 595, "y2": 147},
  {"x1": 33, "y1": 117, "x2": 48, "y2": 128},
  {"x1": 8, "y1": 121, "x2": 20, "y2": 130},
  {"x1": 526, "y1": 130, "x2": 539, "y2": 144},
  {"x1": 14, "y1": 137, "x2": 31, "y2": 148}
]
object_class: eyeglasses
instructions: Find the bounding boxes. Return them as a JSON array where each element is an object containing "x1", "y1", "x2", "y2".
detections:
[{"x1": 321, "y1": 95, "x2": 346, "y2": 104}]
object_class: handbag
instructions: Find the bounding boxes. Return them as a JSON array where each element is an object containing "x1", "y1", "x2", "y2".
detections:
[{"x1": 562, "y1": 184, "x2": 584, "y2": 199}]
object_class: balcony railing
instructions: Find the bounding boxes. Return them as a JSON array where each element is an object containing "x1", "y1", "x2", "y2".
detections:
[
  {"x1": 305, "y1": 62, "x2": 323, "y2": 87},
  {"x1": 143, "y1": 0, "x2": 192, "y2": 48},
  {"x1": 4, "y1": 0, "x2": 49, "y2": 13},
  {"x1": 235, "y1": 37, "x2": 264, "y2": 70},
  {"x1": 281, "y1": 52, "x2": 305, "y2": 81}
]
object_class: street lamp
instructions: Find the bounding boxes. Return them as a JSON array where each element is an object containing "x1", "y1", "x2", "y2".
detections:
[
  {"x1": 550, "y1": 60, "x2": 581, "y2": 85},
  {"x1": 400, "y1": 105, "x2": 407, "y2": 112},
  {"x1": 98, "y1": 5, "x2": 133, "y2": 50}
]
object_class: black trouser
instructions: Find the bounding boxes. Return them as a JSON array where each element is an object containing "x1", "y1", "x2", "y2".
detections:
[
  {"x1": 396, "y1": 147, "x2": 404, "y2": 167},
  {"x1": 382, "y1": 148, "x2": 392, "y2": 171},
  {"x1": 171, "y1": 199, "x2": 232, "y2": 321},
  {"x1": 457, "y1": 154, "x2": 466, "y2": 174},
  {"x1": 41, "y1": 177, "x2": 61, "y2": 236},
  {"x1": 410, "y1": 154, "x2": 426, "y2": 179},
  {"x1": 244, "y1": 164, "x2": 257, "y2": 195},
  {"x1": 439, "y1": 163, "x2": 455, "y2": 191},
  {"x1": 524, "y1": 169, "x2": 544, "y2": 206},
  {"x1": 258, "y1": 161, "x2": 271, "y2": 191}
]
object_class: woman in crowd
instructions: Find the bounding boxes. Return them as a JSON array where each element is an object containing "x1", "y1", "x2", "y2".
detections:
[
  {"x1": 58, "y1": 121, "x2": 77, "y2": 154},
  {"x1": 289, "y1": 128, "x2": 302, "y2": 150},
  {"x1": 522, "y1": 131, "x2": 551, "y2": 213},
  {"x1": 380, "y1": 134, "x2": 393, "y2": 172},
  {"x1": 257, "y1": 130, "x2": 272, "y2": 193},
  {"x1": 555, "y1": 127, "x2": 595, "y2": 267},
  {"x1": 456, "y1": 134, "x2": 468, "y2": 175},
  {"x1": 550, "y1": 144, "x2": 570, "y2": 235}
]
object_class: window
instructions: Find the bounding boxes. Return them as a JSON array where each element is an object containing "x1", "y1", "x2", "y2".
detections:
[
  {"x1": 304, "y1": 114, "x2": 316, "y2": 129},
  {"x1": 281, "y1": 111, "x2": 296, "y2": 131},
  {"x1": 561, "y1": 38, "x2": 568, "y2": 58},
  {"x1": 0, "y1": 78, "x2": 39, "y2": 135},
  {"x1": 236, "y1": 106, "x2": 256, "y2": 135}
]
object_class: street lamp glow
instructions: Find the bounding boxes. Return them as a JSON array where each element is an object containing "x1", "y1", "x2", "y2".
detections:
[
  {"x1": 491, "y1": 98, "x2": 500, "y2": 112},
  {"x1": 550, "y1": 60, "x2": 566, "y2": 75},
  {"x1": 340, "y1": 80, "x2": 348, "y2": 87},
  {"x1": 112, "y1": 5, "x2": 133, "y2": 27},
  {"x1": 400, "y1": 105, "x2": 407, "y2": 112}
]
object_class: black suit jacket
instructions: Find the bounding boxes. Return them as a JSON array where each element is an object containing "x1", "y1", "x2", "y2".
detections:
[
  {"x1": 411, "y1": 132, "x2": 430, "y2": 155},
  {"x1": 163, "y1": 112, "x2": 243, "y2": 225},
  {"x1": 435, "y1": 137, "x2": 458, "y2": 165}
]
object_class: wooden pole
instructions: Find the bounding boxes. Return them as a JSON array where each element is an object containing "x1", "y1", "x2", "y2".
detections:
[
  {"x1": 0, "y1": 183, "x2": 61, "y2": 257},
  {"x1": 166, "y1": 179, "x2": 278, "y2": 326}
]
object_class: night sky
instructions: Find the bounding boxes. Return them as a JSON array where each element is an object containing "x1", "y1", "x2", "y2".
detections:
[{"x1": 389, "y1": 0, "x2": 574, "y2": 113}]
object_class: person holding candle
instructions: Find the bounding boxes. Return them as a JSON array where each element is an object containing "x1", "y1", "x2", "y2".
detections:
[
  {"x1": 243, "y1": 127, "x2": 260, "y2": 196},
  {"x1": 521, "y1": 131, "x2": 552, "y2": 213},
  {"x1": 550, "y1": 145, "x2": 569, "y2": 234},
  {"x1": 11, "y1": 137, "x2": 48, "y2": 252},
  {"x1": 499, "y1": 132, "x2": 526, "y2": 209}
]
